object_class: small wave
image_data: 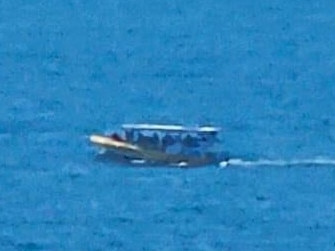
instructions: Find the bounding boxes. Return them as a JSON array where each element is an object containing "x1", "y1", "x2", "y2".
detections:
[{"x1": 220, "y1": 157, "x2": 335, "y2": 167}]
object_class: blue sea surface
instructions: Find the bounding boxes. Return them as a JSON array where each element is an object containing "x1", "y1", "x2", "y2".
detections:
[{"x1": 1, "y1": 0, "x2": 335, "y2": 250}]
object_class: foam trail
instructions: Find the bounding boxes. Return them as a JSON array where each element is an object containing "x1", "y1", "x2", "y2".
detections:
[{"x1": 220, "y1": 157, "x2": 335, "y2": 167}]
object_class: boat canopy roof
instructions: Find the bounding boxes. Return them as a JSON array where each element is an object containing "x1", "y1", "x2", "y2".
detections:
[{"x1": 122, "y1": 124, "x2": 220, "y2": 134}]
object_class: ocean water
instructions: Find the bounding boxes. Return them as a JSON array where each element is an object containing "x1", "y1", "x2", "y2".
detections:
[{"x1": 1, "y1": 0, "x2": 335, "y2": 250}]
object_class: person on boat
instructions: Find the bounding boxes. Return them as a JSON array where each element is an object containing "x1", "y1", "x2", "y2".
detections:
[
  {"x1": 139, "y1": 133, "x2": 160, "y2": 149},
  {"x1": 152, "y1": 133, "x2": 159, "y2": 146},
  {"x1": 182, "y1": 134, "x2": 200, "y2": 148},
  {"x1": 125, "y1": 130, "x2": 134, "y2": 142},
  {"x1": 135, "y1": 133, "x2": 155, "y2": 149},
  {"x1": 162, "y1": 134, "x2": 175, "y2": 150},
  {"x1": 110, "y1": 133, "x2": 124, "y2": 142},
  {"x1": 199, "y1": 132, "x2": 219, "y2": 148},
  {"x1": 136, "y1": 133, "x2": 144, "y2": 143}
]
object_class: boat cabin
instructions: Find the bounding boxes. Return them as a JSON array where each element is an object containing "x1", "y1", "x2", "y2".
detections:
[{"x1": 121, "y1": 124, "x2": 221, "y2": 155}]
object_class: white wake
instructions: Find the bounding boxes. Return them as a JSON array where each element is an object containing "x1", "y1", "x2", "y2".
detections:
[{"x1": 219, "y1": 157, "x2": 335, "y2": 167}]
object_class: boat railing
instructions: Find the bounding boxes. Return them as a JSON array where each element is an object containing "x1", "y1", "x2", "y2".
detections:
[{"x1": 123, "y1": 128, "x2": 220, "y2": 154}]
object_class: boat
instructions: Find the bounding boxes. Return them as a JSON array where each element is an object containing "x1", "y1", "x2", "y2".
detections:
[{"x1": 89, "y1": 124, "x2": 225, "y2": 166}]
